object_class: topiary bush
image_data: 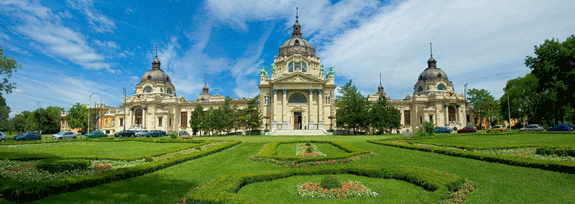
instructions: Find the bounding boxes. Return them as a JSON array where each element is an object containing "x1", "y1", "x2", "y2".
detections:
[
  {"x1": 305, "y1": 142, "x2": 311, "y2": 146},
  {"x1": 144, "y1": 156, "x2": 154, "y2": 162},
  {"x1": 306, "y1": 146, "x2": 314, "y2": 153},
  {"x1": 36, "y1": 159, "x2": 91, "y2": 173},
  {"x1": 423, "y1": 122, "x2": 435, "y2": 135},
  {"x1": 320, "y1": 175, "x2": 342, "y2": 189},
  {"x1": 170, "y1": 131, "x2": 177, "y2": 139}
]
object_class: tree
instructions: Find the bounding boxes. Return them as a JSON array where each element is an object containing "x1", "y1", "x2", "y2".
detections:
[
  {"x1": 221, "y1": 97, "x2": 237, "y2": 135},
  {"x1": 369, "y1": 93, "x2": 401, "y2": 134},
  {"x1": 66, "y1": 103, "x2": 88, "y2": 133},
  {"x1": 526, "y1": 36, "x2": 575, "y2": 124},
  {"x1": 335, "y1": 80, "x2": 369, "y2": 134},
  {"x1": 190, "y1": 104, "x2": 204, "y2": 136},
  {"x1": 500, "y1": 74, "x2": 540, "y2": 127},
  {"x1": 0, "y1": 46, "x2": 21, "y2": 94},
  {"x1": 242, "y1": 96, "x2": 262, "y2": 135},
  {"x1": 0, "y1": 94, "x2": 11, "y2": 132},
  {"x1": 467, "y1": 88, "x2": 498, "y2": 129},
  {"x1": 11, "y1": 113, "x2": 27, "y2": 133}
]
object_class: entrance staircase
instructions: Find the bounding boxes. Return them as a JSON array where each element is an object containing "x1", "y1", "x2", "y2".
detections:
[{"x1": 269, "y1": 129, "x2": 328, "y2": 136}]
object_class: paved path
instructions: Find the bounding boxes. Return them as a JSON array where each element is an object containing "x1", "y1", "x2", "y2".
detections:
[{"x1": 269, "y1": 129, "x2": 328, "y2": 135}]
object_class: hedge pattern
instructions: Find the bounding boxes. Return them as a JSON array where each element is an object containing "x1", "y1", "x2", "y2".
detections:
[
  {"x1": 0, "y1": 141, "x2": 240, "y2": 202},
  {"x1": 368, "y1": 140, "x2": 575, "y2": 174},
  {"x1": 251, "y1": 141, "x2": 373, "y2": 167},
  {"x1": 181, "y1": 165, "x2": 467, "y2": 204}
]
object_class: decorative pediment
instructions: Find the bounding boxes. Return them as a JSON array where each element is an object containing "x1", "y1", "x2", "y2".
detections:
[{"x1": 273, "y1": 73, "x2": 324, "y2": 84}]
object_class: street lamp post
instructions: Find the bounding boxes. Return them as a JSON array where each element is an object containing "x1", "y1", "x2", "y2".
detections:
[
  {"x1": 123, "y1": 87, "x2": 126, "y2": 132},
  {"x1": 88, "y1": 93, "x2": 95, "y2": 134}
]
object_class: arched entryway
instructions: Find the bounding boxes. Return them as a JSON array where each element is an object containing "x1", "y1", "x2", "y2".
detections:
[
  {"x1": 293, "y1": 112, "x2": 302, "y2": 129},
  {"x1": 448, "y1": 106, "x2": 456, "y2": 122},
  {"x1": 135, "y1": 107, "x2": 143, "y2": 126}
]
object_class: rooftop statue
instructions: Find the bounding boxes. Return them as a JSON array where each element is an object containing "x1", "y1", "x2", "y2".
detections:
[
  {"x1": 320, "y1": 65, "x2": 324, "y2": 72},
  {"x1": 326, "y1": 67, "x2": 335, "y2": 78},
  {"x1": 259, "y1": 66, "x2": 268, "y2": 77},
  {"x1": 271, "y1": 64, "x2": 276, "y2": 73}
]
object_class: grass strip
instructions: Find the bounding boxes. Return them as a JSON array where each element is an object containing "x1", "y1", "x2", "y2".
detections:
[
  {"x1": 368, "y1": 140, "x2": 575, "y2": 174},
  {"x1": 252, "y1": 140, "x2": 372, "y2": 163},
  {"x1": 0, "y1": 141, "x2": 240, "y2": 202},
  {"x1": 180, "y1": 165, "x2": 467, "y2": 204}
]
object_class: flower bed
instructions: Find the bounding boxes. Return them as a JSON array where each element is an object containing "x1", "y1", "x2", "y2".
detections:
[
  {"x1": 296, "y1": 143, "x2": 326, "y2": 157},
  {"x1": 440, "y1": 180, "x2": 477, "y2": 204},
  {"x1": 297, "y1": 180, "x2": 378, "y2": 198},
  {"x1": 251, "y1": 141, "x2": 374, "y2": 167}
]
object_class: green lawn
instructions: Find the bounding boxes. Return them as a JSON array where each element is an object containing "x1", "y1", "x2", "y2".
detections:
[
  {"x1": 1, "y1": 135, "x2": 574, "y2": 203},
  {"x1": 276, "y1": 142, "x2": 349, "y2": 157},
  {"x1": 414, "y1": 133, "x2": 575, "y2": 149},
  {"x1": 0, "y1": 141, "x2": 194, "y2": 159}
]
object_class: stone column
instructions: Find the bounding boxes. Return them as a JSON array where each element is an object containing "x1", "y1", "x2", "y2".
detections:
[
  {"x1": 318, "y1": 89, "x2": 323, "y2": 129},
  {"x1": 273, "y1": 89, "x2": 278, "y2": 129},
  {"x1": 308, "y1": 89, "x2": 313, "y2": 129},
  {"x1": 142, "y1": 107, "x2": 147, "y2": 129},
  {"x1": 282, "y1": 89, "x2": 287, "y2": 129}
]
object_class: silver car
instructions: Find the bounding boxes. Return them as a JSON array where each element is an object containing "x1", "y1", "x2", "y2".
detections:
[
  {"x1": 519, "y1": 124, "x2": 544, "y2": 131},
  {"x1": 135, "y1": 130, "x2": 150, "y2": 137},
  {"x1": 0, "y1": 131, "x2": 6, "y2": 142},
  {"x1": 52, "y1": 131, "x2": 77, "y2": 140}
]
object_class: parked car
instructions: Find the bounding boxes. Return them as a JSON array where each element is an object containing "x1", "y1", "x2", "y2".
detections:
[
  {"x1": 85, "y1": 130, "x2": 108, "y2": 138},
  {"x1": 434, "y1": 126, "x2": 452, "y2": 133},
  {"x1": 0, "y1": 131, "x2": 6, "y2": 142},
  {"x1": 52, "y1": 131, "x2": 77, "y2": 140},
  {"x1": 114, "y1": 130, "x2": 136, "y2": 137},
  {"x1": 519, "y1": 124, "x2": 544, "y2": 131},
  {"x1": 14, "y1": 131, "x2": 42, "y2": 141},
  {"x1": 178, "y1": 131, "x2": 189, "y2": 136},
  {"x1": 457, "y1": 126, "x2": 477, "y2": 133},
  {"x1": 146, "y1": 130, "x2": 167, "y2": 137},
  {"x1": 135, "y1": 130, "x2": 150, "y2": 137},
  {"x1": 547, "y1": 123, "x2": 574, "y2": 132},
  {"x1": 489, "y1": 125, "x2": 506, "y2": 132}
]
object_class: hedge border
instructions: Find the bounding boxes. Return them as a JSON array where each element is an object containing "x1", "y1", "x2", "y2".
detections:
[
  {"x1": 251, "y1": 141, "x2": 373, "y2": 166},
  {"x1": 2, "y1": 141, "x2": 211, "y2": 161},
  {"x1": 0, "y1": 137, "x2": 204, "y2": 146},
  {"x1": 368, "y1": 140, "x2": 575, "y2": 174},
  {"x1": 182, "y1": 165, "x2": 467, "y2": 204},
  {"x1": 0, "y1": 141, "x2": 241, "y2": 202}
]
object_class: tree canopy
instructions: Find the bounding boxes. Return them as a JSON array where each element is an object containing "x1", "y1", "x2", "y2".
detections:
[
  {"x1": 0, "y1": 46, "x2": 21, "y2": 94},
  {"x1": 467, "y1": 88, "x2": 498, "y2": 129},
  {"x1": 335, "y1": 80, "x2": 369, "y2": 134}
]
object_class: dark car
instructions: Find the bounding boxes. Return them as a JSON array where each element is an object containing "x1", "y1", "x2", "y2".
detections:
[
  {"x1": 547, "y1": 124, "x2": 574, "y2": 132},
  {"x1": 434, "y1": 126, "x2": 452, "y2": 133},
  {"x1": 114, "y1": 130, "x2": 136, "y2": 137},
  {"x1": 457, "y1": 126, "x2": 477, "y2": 133},
  {"x1": 85, "y1": 130, "x2": 108, "y2": 138},
  {"x1": 14, "y1": 131, "x2": 42, "y2": 141},
  {"x1": 146, "y1": 130, "x2": 167, "y2": 137},
  {"x1": 178, "y1": 131, "x2": 189, "y2": 136}
]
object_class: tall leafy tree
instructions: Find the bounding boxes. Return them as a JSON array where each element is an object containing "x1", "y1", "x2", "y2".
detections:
[
  {"x1": 335, "y1": 80, "x2": 369, "y2": 134},
  {"x1": 0, "y1": 46, "x2": 21, "y2": 94},
  {"x1": 11, "y1": 113, "x2": 27, "y2": 133},
  {"x1": 467, "y1": 88, "x2": 498, "y2": 129},
  {"x1": 190, "y1": 104, "x2": 204, "y2": 136},
  {"x1": 242, "y1": 96, "x2": 262, "y2": 135},
  {"x1": 500, "y1": 74, "x2": 541, "y2": 127},
  {"x1": 0, "y1": 95, "x2": 11, "y2": 132},
  {"x1": 66, "y1": 103, "x2": 88, "y2": 133},
  {"x1": 369, "y1": 93, "x2": 401, "y2": 134},
  {"x1": 526, "y1": 36, "x2": 575, "y2": 124}
]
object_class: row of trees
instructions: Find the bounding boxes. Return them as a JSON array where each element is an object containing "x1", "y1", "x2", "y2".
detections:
[
  {"x1": 190, "y1": 96, "x2": 262, "y2": 136},
  {"x1": 467, "y1": 36, "x2": 575, "y2": 128},
  {"x1": 0, "y1": 106, "x2": 62, "y2": 134},
  {"x1": 335, "y1": 80, "x2": 401, "y2": 134}
]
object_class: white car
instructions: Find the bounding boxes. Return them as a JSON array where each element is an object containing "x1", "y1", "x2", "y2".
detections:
[
  {"x1": 0, "y1": 131, "x2": 6, "y2": 142},
  {"x1": 135, "y1": 130, "x2": 150, "y2": 137},
  {"x1": 52, "y1": 131, "x2": 77, "y2": 140}
]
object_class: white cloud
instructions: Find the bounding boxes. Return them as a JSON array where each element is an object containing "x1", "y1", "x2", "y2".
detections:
[
  {"x1": 57, "y1": 10, "x2": 73, "y2": 18},
  {"x1": 66, "y1": 0, "x2": 116, "y2": 33},
  {"x1": 1, "y1": 0, "x2": 114, "y2": 72},
  {"x1": 125, "y1": 8, "x2": 134, "y2": 14}
]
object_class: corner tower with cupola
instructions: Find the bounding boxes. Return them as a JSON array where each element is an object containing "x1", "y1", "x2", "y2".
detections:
[{"x1": 258, "y1": 8, "x2": 336, "y2": 131}]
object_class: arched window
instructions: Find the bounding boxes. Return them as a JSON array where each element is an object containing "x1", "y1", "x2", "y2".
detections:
[
  {"x1": 302, "y1": 62, "x2": 307, "y2": 72},
  {"x1": 144, "y1": 86, "x2": 152, "y2": 93},
  {"x1": 418, "y1": 86, "x2": 423, "y2": 92},
  {"x1": 289, "y1": 62, "x2": 294, "y2": 72},
  {"x1": 288, "y1": 93, "x2": 307, "y2": 103},
  {"x1": 167, "y1": 88, "x2": 172, "y2": 94},
  {"x1": 294, "y1": 39, "x2": 300, "y2": 46},
  {"x1": 437, "y1": 84, "x2": 446, "y2": 90}
]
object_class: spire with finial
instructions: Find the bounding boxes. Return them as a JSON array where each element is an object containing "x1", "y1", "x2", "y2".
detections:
[
  {"x1": 378, "y1": 73, "x2": 384, "y2": 94},
  {"x1": 292, "y1": 7, "x2": 302, "y2": 37},
  {"x1": 152, "y1": 43, "x2": 161, "y2": 69},
  {"x1": 203, "y1": 74, "x2": 209, "y2": 94},
  {"x1": 427, "y1": 42, "x2": 437, "y2": 69}
]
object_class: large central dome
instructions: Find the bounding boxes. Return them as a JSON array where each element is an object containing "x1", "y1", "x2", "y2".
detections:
[
  {"x1": 140, "y1": 57, "x2": 171, "y2": 84},
  {"x1": 418, "y1": 56, "x2": 449, "y2": 82},
  {"x1": 278, "y1": 14, "x2": 315, "y2": 57}
]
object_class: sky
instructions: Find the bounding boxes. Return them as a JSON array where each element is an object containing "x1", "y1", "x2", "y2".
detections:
[{"x1": 1, "y1": 0, "x2": 574, "y2": 117}]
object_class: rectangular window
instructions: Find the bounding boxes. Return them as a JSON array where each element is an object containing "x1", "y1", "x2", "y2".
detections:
[
  {"x1": 158, "y1": 117, "x2": 163, "y2": 126},
  {"x1": 169, "y1": 118, "x2": 172, "y2": 126},
  {"x1": 295, "y1": 62, "x2": 301, "y2": 70},
  {"x1": 289, "y1": 62, "x2": 294, "y2": 72},
  {"x1": 429, "y1": 115, "x2": 433, "y2": 122},
  {"x1": 112, "y1": 120, "x2": 115, "y2": 127},
  {"x1": 181, "y1": 112, "x2": 188, "y2": 127},
  {"x1": 467, "y1": 115, "x2": 470, "y2": 123},
  {"x1": 404, "y1": 110, "x2": 411, "y2": 125},
  {"x1": 265, "y1": 96, "x2": 270, "y2": 105},
  {"x1": 120, "y1": 118, "x2": 124, "y2": 126}
]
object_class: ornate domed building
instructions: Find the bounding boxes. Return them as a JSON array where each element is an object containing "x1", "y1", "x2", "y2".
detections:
[{"x1": 258, "y1": 11, "x2": 337, "y2": 131}]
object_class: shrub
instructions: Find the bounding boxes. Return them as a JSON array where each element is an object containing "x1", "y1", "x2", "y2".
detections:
[
  {"x1": 306, "y1": 146, "x2": 314, "y2": 153},
  {"x1": 320, "y1": 175, "x2": 342, "y2": 189},
  {"x1": 170, "y1": 131, "x2": 177, "y2": 139},
  {"x1": 423, "y1": 122, "x2": 435, "y2": 135},
  {"x1": 413, "y1": 129, "x2": 432, "y2": 138},
  {"x1": 144, "y1": 156, "x2": 154, "y2": 162},
  {"x1": 36, "y1": 159, "x2": 91, "y2": 173},
  {"x1": 536, "y1": 147, "x2": 575, "y2": 157},
  {"x1": 305, "y1": 142, "x2": 311, "y2": 146}
]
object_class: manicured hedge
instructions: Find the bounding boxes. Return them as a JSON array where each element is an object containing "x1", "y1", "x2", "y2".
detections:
[
  {"x1": 183, "y1": 165, "x2": 466, "y2": 203},
  {"x1": 0, "y1": 141, "x2": 240, "y2": 202},
  {"x1": 0, "y1": 137, "x2": 204, "y2": 146},
  {"x1": 536, "y1": 147, "x2": 575, "y2": 157},
  {"x1": 368, "y1": 140, "x2": 575, "y2": 174},
  {"x1": 36, "y1": 159, "x2": 91, "y2": 173},
  {"x1": 253, "y1": 141, "x2": 372, "y2": 163}
]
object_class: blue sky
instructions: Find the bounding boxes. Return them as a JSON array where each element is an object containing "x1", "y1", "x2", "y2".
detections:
[{"x1": 1, "y1": 0, "x2": 574, "y2": 117}]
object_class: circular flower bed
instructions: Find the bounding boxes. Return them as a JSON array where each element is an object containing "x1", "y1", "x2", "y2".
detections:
[{"x1": 297, "y1": 180, "x2": 379, "y2": 198}]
